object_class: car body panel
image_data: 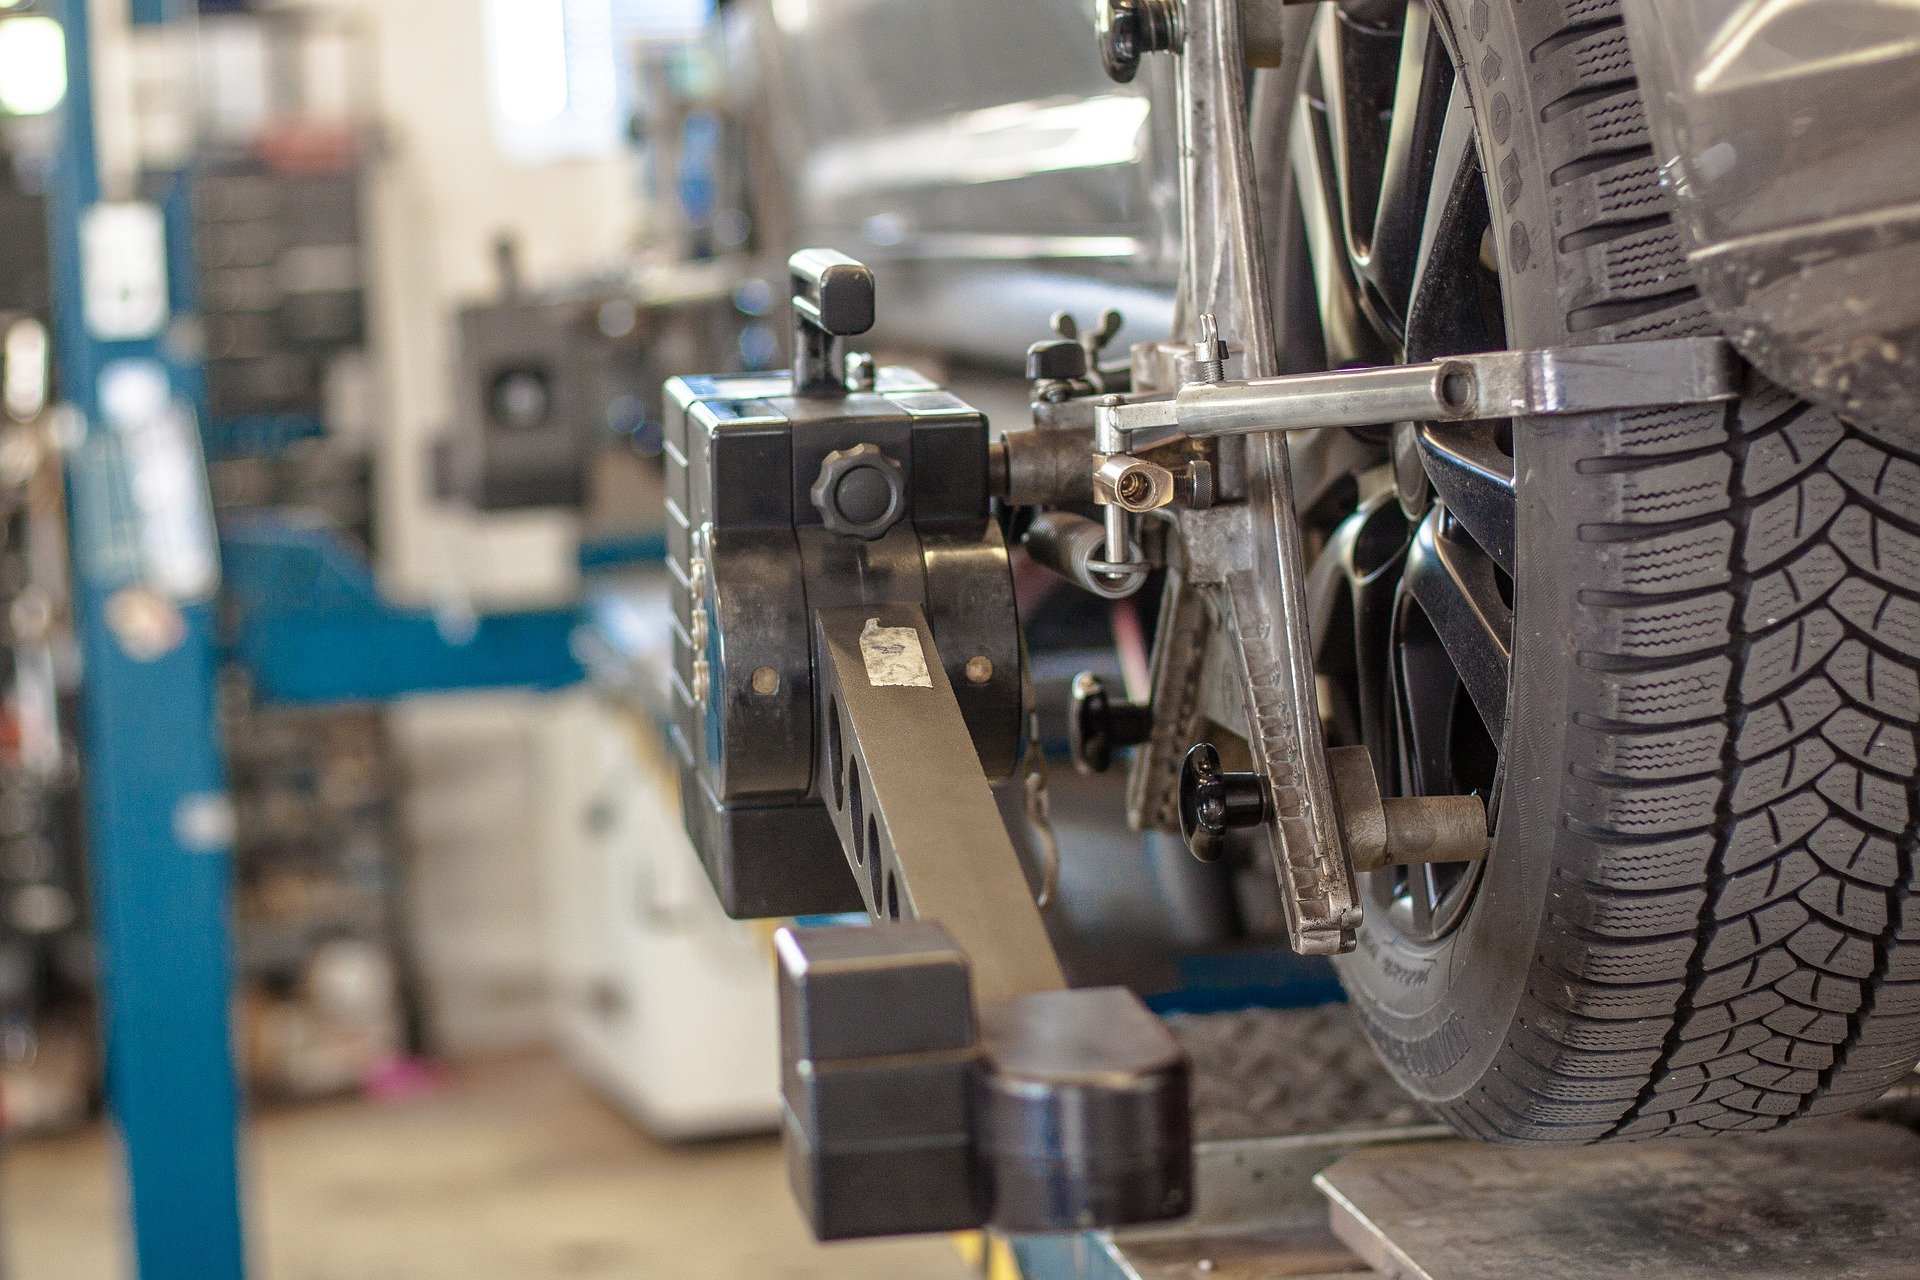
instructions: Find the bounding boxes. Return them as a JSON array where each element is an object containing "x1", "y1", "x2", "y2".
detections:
[
  {"x1": 1621, "y1": 0, "x2": 1920, "y2": 428},
  {"x1": 735, "y1": 0, "x2": 1179, "y2": 364}
]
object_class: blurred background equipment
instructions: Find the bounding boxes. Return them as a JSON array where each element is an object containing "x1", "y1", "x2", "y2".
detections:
[
  {"x1": 6, "y1": 0, "x2": 798, "y2": 1274},
  {"x1": 0, "y1": 0, "x2": 1403, "y2": 1277},
  {"x1": 0, "y1": 310, "x2": 92, "y2": 1141}
]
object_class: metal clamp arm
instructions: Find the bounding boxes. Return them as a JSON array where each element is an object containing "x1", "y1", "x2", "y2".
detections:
[{"x1": 1103, "y1": 336, "x2": 1742, "y2": 447}]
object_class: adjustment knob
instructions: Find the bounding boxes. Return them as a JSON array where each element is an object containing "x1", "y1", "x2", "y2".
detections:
[
  {"x1": 812, "y1": 443, "x2": 908, "y2": 541},
  {"x1": 1178, "y1": 743, "x2": 1268, "y2": 863},
  {"x1": 1027, "y1": 338, "x2": 1088, "y2": 385},
  {"x1": 1068, "y1": 673, "x2": 1154, "y2": 775}
]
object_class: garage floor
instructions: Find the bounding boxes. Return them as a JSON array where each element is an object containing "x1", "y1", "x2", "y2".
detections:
[{"x1": 3, "y1": 1054, "x2": 974, "y2": 1280}]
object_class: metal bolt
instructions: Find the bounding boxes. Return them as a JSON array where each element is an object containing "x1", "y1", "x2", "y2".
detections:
[
  {"x1": 1028, "y1": 338, "x2": 1089, "y2": 384},
  {"x1": 965, "y1": 656, "x2": 995, "y2": 685},
  {"x1": 1096, "y1": 0, "x2": 1182, "y2": 85},
  {"x1": 1193, "y1": 313, "x2": 1228, "y2": 384},
  {"x1": 692, "y1": 656, "x2": 711, "y2": 708},
  {"x1": 1068, "y1": 672, "x2": 1155, "y2": 775},
  {"x1": 844, "y1": 350, "x2": 877, "y2": 392},
  {"x1": 751, "y1": 666, "x2": 781, "y2": 697}
]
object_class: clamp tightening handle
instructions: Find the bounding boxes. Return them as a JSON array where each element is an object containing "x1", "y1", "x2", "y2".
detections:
[{"x1": 790, "y1": 249, "x2": 877, "y2": 398}]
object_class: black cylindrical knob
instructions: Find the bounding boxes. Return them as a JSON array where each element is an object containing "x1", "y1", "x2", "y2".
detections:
[
  {"x1": 1027, "y1": 338, "x2": 1088, "y2": 384},
  {"x1": 1068, "y1": 673, "x2": 1154, "y2": 775},
  {"x1": 1178, "y1": 743, "x2": 1268, "y2": 863},
  {"x1": 812, "y1": 443, "x2": 908, "y2": 540}
]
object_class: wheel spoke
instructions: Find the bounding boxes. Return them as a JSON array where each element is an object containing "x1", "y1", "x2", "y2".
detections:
[
  {"x1": 1369, "y1": 5, "x2": 1453, "y2": 328},
  {"x1": 1418, "y1": 421, "x2": 1516, "y2": 575},
  {"x1": 1409, "y1": 865, "x2": 1436, "y2": 934},
  {"x1": 1320, "y1": 495, "x2": 1412, "y2": 774},
  {"x1": 1406, "y1": 79, "x2": 1479, "y2": 340},
  {"x1": 1405, "y1": 509, "x2": 1512, "y2": 740},
  {"x1": 1312, "y1": 11, "x2": 1360, "y2": 259},
  {"x1": 1291, "y1": 96, "x2": 1383, "y2": 367},
  {"x1": 1322, "y1": 11, "x2": 1402, "y2": 262}
]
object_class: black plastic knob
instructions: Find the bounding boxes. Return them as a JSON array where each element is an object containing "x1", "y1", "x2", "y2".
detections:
[
  {"x1": 1068, "y1": 673, "x2": 1154, "y2": 775},
  {"x1": 1027, "y1": 338, "x2": 1088, "y2": 384},
  {"x1": 790, "y1": 249, "x2": 876, "y2": 338},
  {"x1": 812, "y1": 443, "x2": 908, "y2": 540},
  {"x1": 1178, "y1": 743, "x2": 1268, "y2": 863}
]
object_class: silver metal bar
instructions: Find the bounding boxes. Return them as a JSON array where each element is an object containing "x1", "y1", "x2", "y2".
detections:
[
  {"x1": 1469, "y1": 336, "x2": 1741, "y2": 418},
  {"x1": 1104, "y1": 336, "x2": 1741, "y2": 447},
  {"x1": 1155, "y1": 0, "x2": 1362, "y2": 957},
  {"x1": 1094, "y1": 406, "x2": 1134, "y2": 566}
]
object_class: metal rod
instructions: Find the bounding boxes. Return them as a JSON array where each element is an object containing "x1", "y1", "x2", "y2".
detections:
[
  {"x1": 1184, "y1": 361, "x2": 1470, "y2": 436},
  {"x1": 1103, "y1": 503, "x2": 1131, "y2": 568}
]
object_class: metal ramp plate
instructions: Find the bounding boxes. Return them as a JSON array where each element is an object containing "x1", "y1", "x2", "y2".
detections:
[
  {"x1": 1010, "y1": 1126, "x2": 1446, "y2": 1280},
  {"x1": 1316, "y1": 1120, "x2": 1920, "y2": 1280}
]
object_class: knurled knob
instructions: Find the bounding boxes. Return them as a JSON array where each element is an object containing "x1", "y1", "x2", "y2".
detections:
[{"x1": 811, "y1": 443, "x2": 908, "y2": 540}]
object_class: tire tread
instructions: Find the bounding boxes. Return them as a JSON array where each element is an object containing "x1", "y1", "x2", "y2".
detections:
[{"x1": 1411, "y1": 0, "x2": 1920, "y2": 1141}]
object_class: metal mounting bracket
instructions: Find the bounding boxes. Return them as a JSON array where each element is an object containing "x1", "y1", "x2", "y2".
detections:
[
  {"x1": 1099, "y1": 335, "x2": 1742, "y2": 447},
  {"x1": 1137, "y1": 0, "x2": 1363, "y2": 957}
]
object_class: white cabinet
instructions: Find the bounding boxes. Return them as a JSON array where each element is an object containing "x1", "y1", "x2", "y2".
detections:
[{"x1": 537, "y1": 694, "x2": 781, "y2": 1139}]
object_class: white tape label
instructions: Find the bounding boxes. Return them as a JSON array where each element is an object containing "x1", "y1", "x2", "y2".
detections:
[{"x1": 860, "y1": 618, "x2": 932, "y2": 688}]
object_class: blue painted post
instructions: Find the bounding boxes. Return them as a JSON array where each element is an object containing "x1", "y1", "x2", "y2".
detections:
[{"x1": 44, "y1": 0, "x2": 249, "y2": 1276}]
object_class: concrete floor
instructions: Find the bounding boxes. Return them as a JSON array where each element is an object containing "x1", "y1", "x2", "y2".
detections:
[{"x1": 4, "y1": 1054, "x2": 976, "y2": 1280}]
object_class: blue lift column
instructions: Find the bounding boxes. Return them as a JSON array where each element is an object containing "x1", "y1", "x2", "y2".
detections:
[{"x1": 46, "y1": 0, "x2": 249, "y2": 1275}]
